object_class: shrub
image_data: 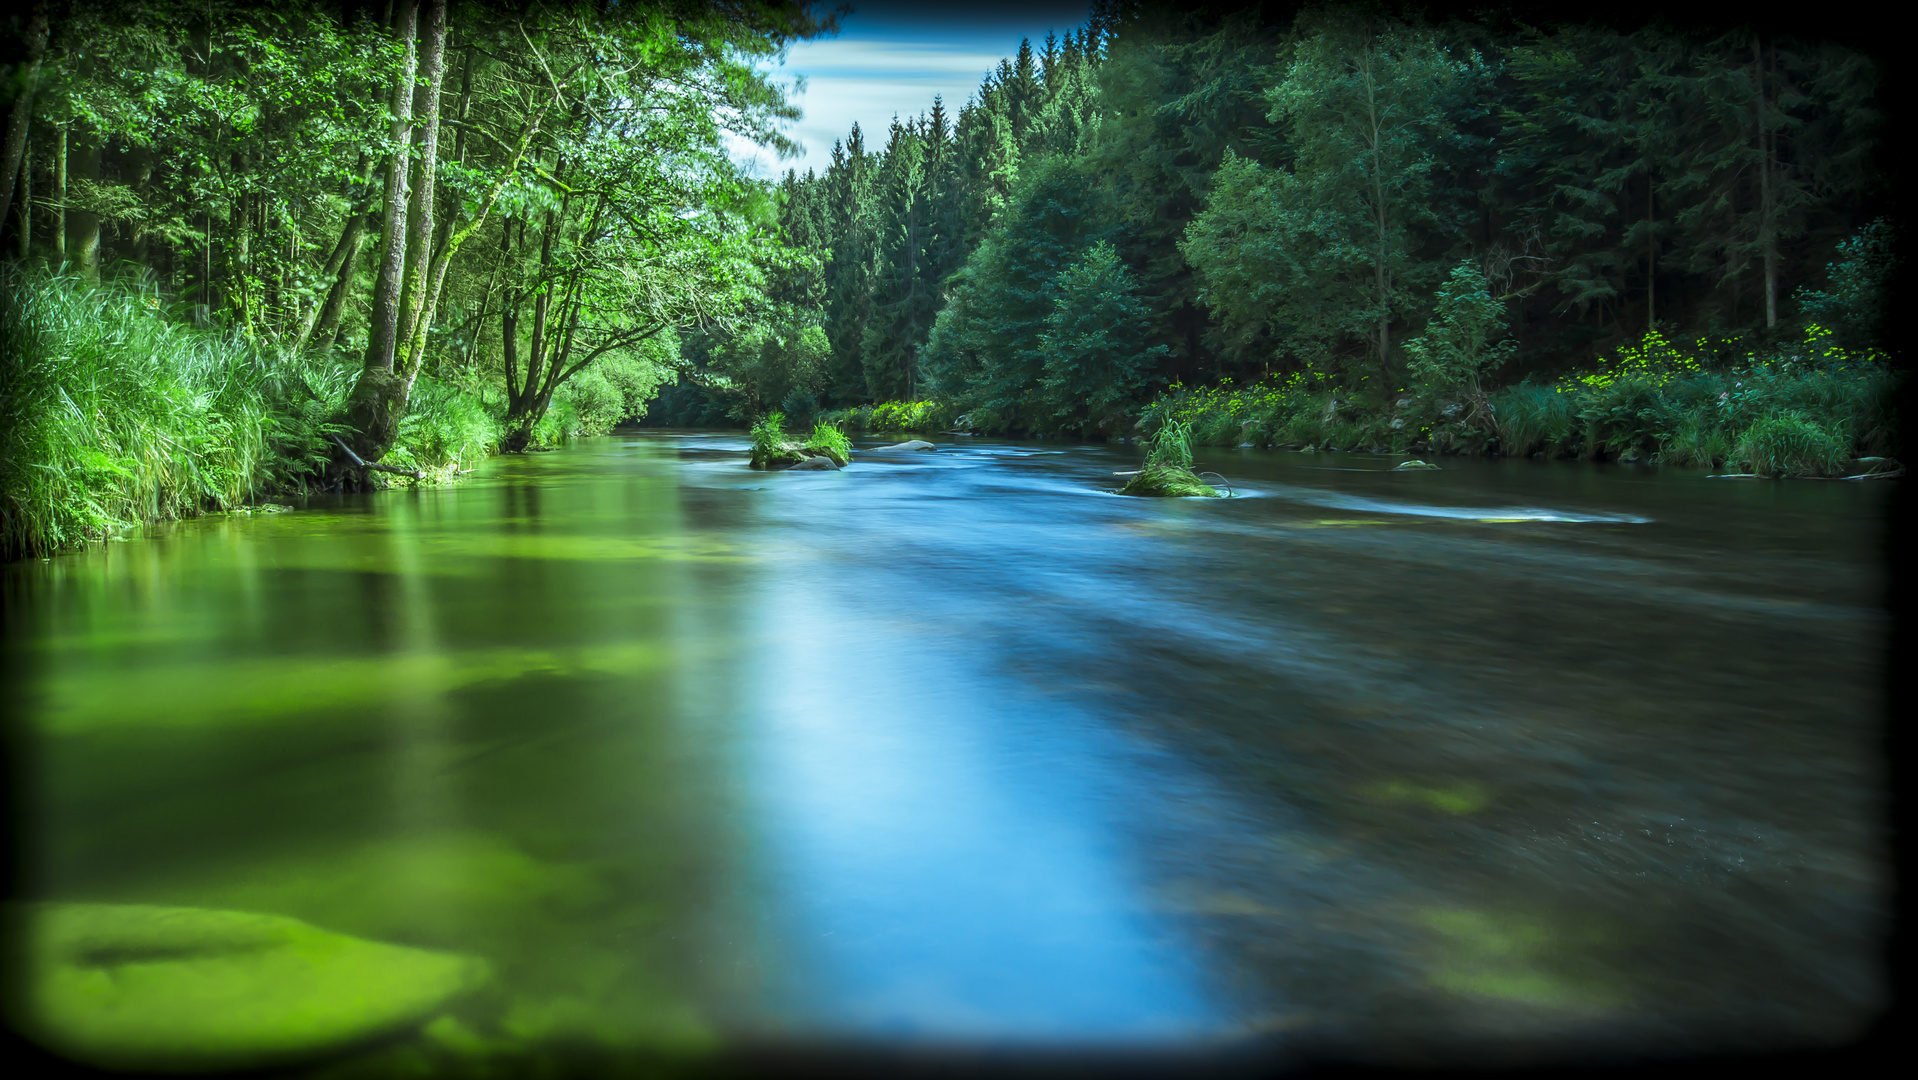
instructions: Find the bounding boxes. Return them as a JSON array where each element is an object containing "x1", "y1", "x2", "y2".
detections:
[{"x1": 866, "y1": 399, "x2": 951, "y2": 433}]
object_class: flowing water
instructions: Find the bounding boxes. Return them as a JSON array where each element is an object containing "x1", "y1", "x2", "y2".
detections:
[{"x1": 1, "y1": 432, "x2": 1893, "y2": 1072}]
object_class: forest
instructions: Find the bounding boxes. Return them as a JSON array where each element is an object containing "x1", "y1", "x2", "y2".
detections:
[{"x1": 0, "y1": 0, "x2": 1899, "y2": 561}]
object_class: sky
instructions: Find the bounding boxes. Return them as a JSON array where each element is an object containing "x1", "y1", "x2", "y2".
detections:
[{"x1": 731, "y1": 1, "x2": 1094, "y2": 180}]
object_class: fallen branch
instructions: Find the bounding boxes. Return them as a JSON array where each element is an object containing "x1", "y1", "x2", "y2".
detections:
[{"x1": 331, "y1": 434, "x2": 423, "y2": 480}]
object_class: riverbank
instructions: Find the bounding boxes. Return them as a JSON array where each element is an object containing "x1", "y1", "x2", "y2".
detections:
[
  {"x1": 0, "y1": 272, "x2": 618, "y2": 562},
  {"x1": 818, "y1": 327, "x2": 1899, "y2": 480},
  {"x1": 1142, "y1": 328, "x2": 1898, "y2": 478},
  {"x1": 8, "y1": 267, "x2": 1899, "y2": 564}
]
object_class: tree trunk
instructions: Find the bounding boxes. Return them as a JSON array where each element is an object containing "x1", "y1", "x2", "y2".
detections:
[
  {"x1": 15, "y1": 129, "x2": 30, "y2": 259},
  {"x1": 0, "y1": 1, "x2": 48, "y2": 237},
  {"x1": 401, "y1": 38, "x2": 476, "y2": 388},
  {"x1": 1755, "y1": 35, "x2": 1778, "y2": 330},
  {"x1": 342, "y1": 0, "x2": 423, "y2": 467},
  {"x1": 393, "y1": 0, "x2": 449, "y2": 376},
  {"x1": 67, "y1": 135, "x2": 101, "y2": 279},
  {"x1": 500, "y1": 285, "x2": 533, "y2": 452},
  {"x1": 1645, "y1": 179, "x2": 1655, "y2": 332},
  {"x1": 52, "y1": 124, "x2": 66, "y2": 260}
]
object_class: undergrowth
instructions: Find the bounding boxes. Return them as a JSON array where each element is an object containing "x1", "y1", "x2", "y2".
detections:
[{"x1": 1137, "y1": 325, "x2": 1897, "y2": 478}]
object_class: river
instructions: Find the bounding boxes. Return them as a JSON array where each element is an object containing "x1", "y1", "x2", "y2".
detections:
[{"x1": 1, "y1": 432, "x2": 1892, "y2": 1073}]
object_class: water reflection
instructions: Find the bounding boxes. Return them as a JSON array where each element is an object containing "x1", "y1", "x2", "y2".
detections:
[{"x1": 745, "y1": 564, "x2": 1220, "y2": 1041}]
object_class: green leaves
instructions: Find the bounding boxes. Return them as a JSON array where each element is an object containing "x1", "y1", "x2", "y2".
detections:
[
  {"x1": 1401, "y1": 262, "x2": 1517, "y2": 394},
  {"x1": 1039, "y1": 240, "x2": 1167, "y2": 434},
  {"x1": 1184, "y1": 17, "x2": 1471, "y2": 379}
]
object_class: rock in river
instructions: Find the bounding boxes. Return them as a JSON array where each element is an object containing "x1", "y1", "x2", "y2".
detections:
[
  {"x1": 786, "y1": 455, "x2": 841, "y2": 470},
  {"x1": 1394, "y1": 459, "x2": 1440, "y2": 471},
  {"x1": 867, "y1": 440, "x2": 936, "y2": 452},
  {"x1": 7, "y1": 903, "x2": 490, "y2": 1073}
]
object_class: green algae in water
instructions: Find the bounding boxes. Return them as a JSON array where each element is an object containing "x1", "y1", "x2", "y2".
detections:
[
  {"x1": 1361, "y1": 779, "x2": 1491, "y2": 815},
  {"x1": 38, "y1": 640, "x2": 675, "y2": 736},
  {"x1": 7, "y1": 903, "x2": 489, "y2": 1073},
  {"x1": 1418, "y1": 908, "x2": 1626, "y2": 1012}
]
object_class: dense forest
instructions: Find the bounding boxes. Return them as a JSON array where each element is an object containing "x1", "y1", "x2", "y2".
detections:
[
  {"x1": 0, "y1": 0, "x2": 1900, "y2": 561},
  {"x1": 655, "y1": 1, "x2": 1893, "y2": 444}
]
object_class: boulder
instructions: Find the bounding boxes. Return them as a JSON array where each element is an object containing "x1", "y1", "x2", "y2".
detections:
[
  {"x1": 8, "y1": 903, "x2": 490, "y2": 1073},
  {"x1": 867, "y1": 440, "x2": 936, "y2": 452},
  {"x1": 1394, "y1": 459, "x2": 1440, "y2": 471},
  {"x1": 785, "y1": 455, "x2": 841, "y2": 470}
]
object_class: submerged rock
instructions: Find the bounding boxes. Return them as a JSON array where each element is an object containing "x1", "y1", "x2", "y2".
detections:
[
  {"x1": 867, "y1": 440, "x2": 936, "y2": 452},
  {"x1": 1394, "y1": 459, "x2": 1440, "y2": 471},
  {"x1": 8, "y1": 903, "x2": 490, "y2": 1073}
]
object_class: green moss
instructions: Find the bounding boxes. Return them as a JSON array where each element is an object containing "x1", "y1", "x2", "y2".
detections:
[
  {"x1": 7, "y1": 903, "x2": 489, "y2": 1072},
  {"x1": 1362, "y1": 779, "x2": 1489, "y2": 814},
  {"x1": 1417, "y1": 907, "x2": 1626, "y2": 1012},
  {"x1": 1118, "y1": 463, "x2": 1222, "y2": 498}
]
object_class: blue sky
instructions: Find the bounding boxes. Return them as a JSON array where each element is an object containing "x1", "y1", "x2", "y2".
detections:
[{"x1": 732, "y1": 1, "x2": 1094, "y2": 179}]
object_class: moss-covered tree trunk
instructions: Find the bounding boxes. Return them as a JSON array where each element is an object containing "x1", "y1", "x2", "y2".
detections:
[{"x1": 341, "y1": 0, "x2": 446, "y2": 469}]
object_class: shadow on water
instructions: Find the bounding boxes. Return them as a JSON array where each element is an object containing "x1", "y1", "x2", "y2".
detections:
[{"x1": 1, "y1": 432, "x2": 1894, "y2": 1074}]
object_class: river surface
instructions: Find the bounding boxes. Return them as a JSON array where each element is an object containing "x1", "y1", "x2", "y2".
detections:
[{"x1": 2, "y1": 432, "x2": 1893, "y2": 1072}]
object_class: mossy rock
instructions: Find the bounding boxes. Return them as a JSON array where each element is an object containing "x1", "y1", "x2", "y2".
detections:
[
  {"x1": 6, "y1": 903, "x2": 490, "y2": 1073},
  {"x1": 748, "y1": 443, "x2": 809, "y2": 470},
  {"x1": 1118, "y1": 464, "x2": 1222, "y2": 498},
  {"x1": 1393, "y1": 459, "x2": 1440, "y2": 471}
]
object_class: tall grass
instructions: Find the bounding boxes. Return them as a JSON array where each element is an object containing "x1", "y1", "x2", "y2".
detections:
[
  {"x1": 1488, "y1": 382, "x2": 1578, "y2": 457},
  {"x1": 1735, "y1": 414, "x2": 1853, "y2": 477},
  {"x1": 1, "y1": 269, "x2": 506, "y2": 561},
  {"x1": 1, "y1": 269, "x2": 354, "y2": 560}
]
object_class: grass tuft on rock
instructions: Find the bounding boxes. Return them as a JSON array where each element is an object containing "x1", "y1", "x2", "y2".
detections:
[
  {"x1": 747, "y1": 413, "x2": 806, "y2": 469},
  {"x1": 1121, "y1": 419, "x2": 1222, "y2": 497},
  {"x1": 749, "y1": 413, "x2": 849, "y2": 469},
  {"x1": 801, "y1": 421, "x2": 853, "y2": 466}
]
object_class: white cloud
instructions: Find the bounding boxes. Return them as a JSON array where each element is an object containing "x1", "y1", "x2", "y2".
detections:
[{"x1": 732, "y1": 38, "x2": 1018, "y2": 179}]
